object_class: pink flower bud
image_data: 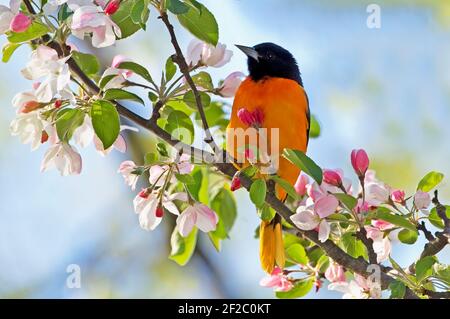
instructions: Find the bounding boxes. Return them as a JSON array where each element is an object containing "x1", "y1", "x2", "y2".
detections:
[
  {"x1": 54, "y1": 100, "x2": 62, "y2": 109},
  {"x1": 414, "y1": 191, "x2": 431, "y2": 210},
  {"x1": 155, "y1": 205, "x2": 164, "y2": 218},
  {"x1": 21, "y1": 100, "x2": 40, "y2": 113},
  {"x1": 391, "y1": 189, "x2": 405, "y2": 204},
  {"x1": 138, "y1": 189, "x2": 149, "y2": 199},
  {"x1": 237, "y1": 108, "x2": 264, "y2": 127},
  {"x1": 351, "y1": 149, "x2": 369, "y2": 177},
  {"x1": 294, "y1": 174, "x2": 309, "y2": 196},
  {"x1": 104, "y1": 0, "x2": 121, "y2": 15},
  {"x1": 325, "y1": 262, "x2": 346, "y2": 283},
  {"x1": 323, "y1": 169, "x2": 343, "y2": 187},
  {"x1": 230, "y1": 174, "x2": 242, "y2": 192},
  {"x1": 10, "y1": 13, "x2": 31, "y2": 33},
  {"x1": 41, "y1": 130, "x2": 49, "y2": 144},
  {"x1": 219, "y1": 72, "x2": 245, "y2": 97}
]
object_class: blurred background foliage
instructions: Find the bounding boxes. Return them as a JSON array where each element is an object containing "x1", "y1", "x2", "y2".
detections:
[{"x1": 0, "y1": 0, "x2": 449, "y2": 298}]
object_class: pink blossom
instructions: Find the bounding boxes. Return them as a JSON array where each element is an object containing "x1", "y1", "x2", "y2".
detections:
[
  {"x1": 391, "y1": 189, "x2": 405, "y2": 203},
  {"x1": 414, "y1": 191, "x2": 431, "y2": 210},
  {"x1": 371, "y1": 219, "x2": 394, "y2": 231},
  {"x1": 118, "y1": 160, "x2": 139, "y2": 190},
  {"x1": 365, "y1": 182, "x2": 390, "y2": 206},
  {"x1": 186, "y1": 39, "x2": 233, "y2": 68},
  {"x1": 351, "y1": 149, "x2": 369, "y2": 177},
  {"x1": 71, "y1": 5, "x2": 121, "y2": 48},
  {"x1": 176, "y1": 203, "x2": 219, "y2": 237},
  {"x1": 10, "y1": 110, "x2": 45, "y2": 151},
  {"x1": 149, "y1": 154, "x2": 194, "y2": 187},
  {"x1": 0, "y1": 0, "x2": 20, "y2": 34},
  {"x1": 10, "y1": 12, "x2": 31, "y2": 33},
  {"x1": 294, "y1": 174, "x2": 309, "y2": 197},
  {"x1": 259, "y1": 267, "x2": 293, "y2": 292},
  {"x1": 314, "y1": 194, "x2": 339, "y2": 219},
  {"x1": 40, "y1": 143, "x2": 82, "y2": 176},
  {"x1": 356, "y1": 199, "x2": 369, "y2": 214},
  {"x1": 111, "y1": 54, "x2": 133, "y2": 78},
  {"x1": 291, "y1": 205, "x2": 331, "y2": 242},
  {"x1": 325, "y1": 262, "x2": 346, "y2": 283},
  {"x1": 230, "y1": 174, "x2": 242, "y2": 191},
  {"x1": 218, "y1": 72, "x2": 245, "y2": 97},
  {"x1": 365, "y1": 226, "x2": 391, "y2": 262},
  {"x1": 104, "y1": 0, "x2": 120, "y2": 15},
  {"x1": 134, "y1": 191, "x2": 187, "y2": 231},
  {"x1": 323, "y1": 169, "x2": 343, "y2": 187},
  {"x1": 237, "y1": 108, "x2": 264, "y2": 127}
]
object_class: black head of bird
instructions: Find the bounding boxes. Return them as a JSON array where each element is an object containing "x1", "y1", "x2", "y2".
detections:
[{"x1": 235, "y1": 42, "x2": 303, "y2": 86}]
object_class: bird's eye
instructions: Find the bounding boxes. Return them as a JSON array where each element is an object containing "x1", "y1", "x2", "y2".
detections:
[{"x1": 267, "y1": 52, "x2": 274, "y2": 60}]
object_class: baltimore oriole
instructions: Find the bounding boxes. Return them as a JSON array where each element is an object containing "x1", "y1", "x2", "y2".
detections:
[{"x1": 226, "y1": 43, "x2": 310, "y2": 273}]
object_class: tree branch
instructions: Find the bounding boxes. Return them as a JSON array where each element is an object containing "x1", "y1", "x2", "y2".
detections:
[{"x1": 159, "y1": 11, "x2": 220, "y2": 154}]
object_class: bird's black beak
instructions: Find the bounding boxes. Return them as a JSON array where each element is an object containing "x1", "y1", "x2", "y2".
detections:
[{"x1": 235, "y1": 45, "x2": 259, "y2": 62}]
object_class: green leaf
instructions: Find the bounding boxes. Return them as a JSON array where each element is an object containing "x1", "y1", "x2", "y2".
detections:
[
  {"x1": 58, "y1": 3, "x2": 72, "y2": 21},
  {"x1": 259, "y1": 204, "x2": 275, "y2": 222},
  {"x1": 166, "y1": 0, "x2": 190, "y2": 14},
  {"x1": 389, "y1": 280, "x2": 406, "y2": 299},
  {"x1": 194, "y1": 101, "x2": 228, "y2": 130},
  {"x1": 169, "y1": 227, "x2": 198, "y2": 266},
  {"x1": 416, "y1": 256, "x2": 437, "y2": 282},
  {"x1": 130, "y1": 0, "x2": 147, "y2": 24},
  {"x1": 333, "y1": 193, "x2": 358, "y2": 211},
  {"x1": 339, "y1": 233, "x2": 367, "y2": 259},
  {"x1": 209, "y1": 187, "x2": 237, "y2": 249},
  {"x1": 373, "y1": 209, "x2": 416, "y2": 231},
  {"x1": 417, "y1": 171, "x2": 444, "y2": 192},
  {"x1": 183, "y1": 90, "x2": 211, "y2": 109},
  {"x1": 103, "y1": 88, "x2": 144, "y2": 105},
  {"x1": 175, "y1": 173, "x2": 195, "y2": 185},
  {"x1": 309, "y1": 114, "x2": 321, "y2": 138},
  {"x1": 165, "y1": 56, "x2": 177, "y2": 82},
  {"x1": 286, "y1": 243, "x2": 308, "y2": 265},
  {"x1": 429, "y1": 206, "x2": 450, "y2": 229},
  {"x1": 144, "y1": 152, "x2": 158, "y2": 165},
  {"x1": 55, "y1": 108, "x2": 85, "y2": 142},
  {"x1": 186, "y1": 167, "x2": 203, "y2": 201},
  {"x1": 177, "y1": 0, "x2": 219, "y2": 45},
  {"x1": 398, "y1": 229, "x2": 418, "y2": 245},
  {"x1": 315, "y1": 255, "x2": 330, "y2": 273},
  {"x1": 71, "y1": 51, "x2": 100, "y2": 75},
  {"x1": 148, "y1": 91, "x2": 158, "y2": 102},
  {"x1": 164, "y1": 110, "x2": 195, "y2": 144},
  {"x1": 249, "y1": 179, "x2": 266, "y2": 208},
  {"x1": 90, "y1": 100, "x2": 120, "y2": 150},
  {"x1": 117, "y1": 61, "x2": 153, "y2": 83},
  {"x1": 7, "y1": 22, "x2": 49, "y2": 43},
  {"x1": 2, "y1": 42, "x2": 21, "y2": 63},
  {"x1": 191, "y1": 71, "x2": 213, "y2": 90},
  {"x1": 269, "y1": 175, "x2": 299, "y2": 200},
  {"x1": 99, "y1": 74, "x2": 118, "y2": 89},
  {"x1": 111, "y1": 0, "x2": 150, "y2": 38},
  {"x1": 282, "y1": 149, "x2": 323, "y2": 184},
  {"x1": 156, "y1": 142, "x2": 169, "y2": 158},
  {"x1": 276, "y1": 278, "x2": 313, "y2": 299}
]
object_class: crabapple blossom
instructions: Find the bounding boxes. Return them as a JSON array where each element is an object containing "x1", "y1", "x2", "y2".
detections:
[
  {"x1": 365, "y1": 181, "x2": 390, "y2": 206},
  {"x1": 40, "y1": 143, "x2": 82, "y2": 176},
  {"x1": 294, "y1": 173, "x2": 309, "y2": 197},
  {"x1": 0, "y1": 0, "x2": 20, "y2": 34},
  {"x1": 260, "y1": 267, "x2": 293, "y2": 292},
  {"x1": 12, "y1": 90, "x2": 40, "y2": 114},
  {"x1": 391, "y1": 189, "x2": 406, "y2": 204},
  {"x1": 325, "y1": 261, "x2": 346, "y2": 283},
  {"x1": 290, "y1": 204, "x2": 331, "y2": 242},
  {"x1": 10, "y1": 12, "x2": 31, "y2": 33},
  {"x1": 323, "y1": 169, "x2": 343, "y2": 187},
  {"x1": 186, "y1": 39, "x2": 233, "y2": 68},
  {"x1": 71, "y1": 5, "x2": 121, "y2": 48},
  {"x1": 148, "y1": 154, "x2": 193, "y2": 187},
  {"x1": 328, "y1": 274, "x2": 378, "y2": 299},
  {"x1": 118, "y1": 160, "x2": 139, "y2": 190},
  {"x1": 21, "y1": 46, "x2": 74, "y2": 103},
  {"x1": 414, "y1": 190, "x2": 431, "y2": 211},
  {"x1": 9, "y1": 110, "x2": 45, "y2": 151},
  {"x1": 134, "y1": 191, "x2": 187, "y2": 231},
  {"x1": 101, "y1": 55, "x2": 133, "y2": 90},
  {"x1": 218, "y1": 72, "x2": 245, "y2": 97},
  {"x1": 351, "y1": 149, "x2": 369, "y2": 177},
  {"x1": 365, "y1": 226, "x2": 391, "y2": 262},
  {"x1": 176, "y1": 203, "x2": 218, "y2": 237}
]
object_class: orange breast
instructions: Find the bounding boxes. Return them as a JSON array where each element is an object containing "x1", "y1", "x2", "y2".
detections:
[{"x1": 226, "y1": 77, "x2": 309, "y2": 199}]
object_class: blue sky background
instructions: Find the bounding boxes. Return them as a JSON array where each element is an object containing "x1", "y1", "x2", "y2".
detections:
[{"x1": 0, "y1": 0, "x2": 449, "y2": 298}]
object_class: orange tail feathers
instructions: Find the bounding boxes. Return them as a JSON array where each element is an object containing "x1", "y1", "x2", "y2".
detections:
[{"x1": 259, "y1": 214, "x2": 285, "y2": 273}]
